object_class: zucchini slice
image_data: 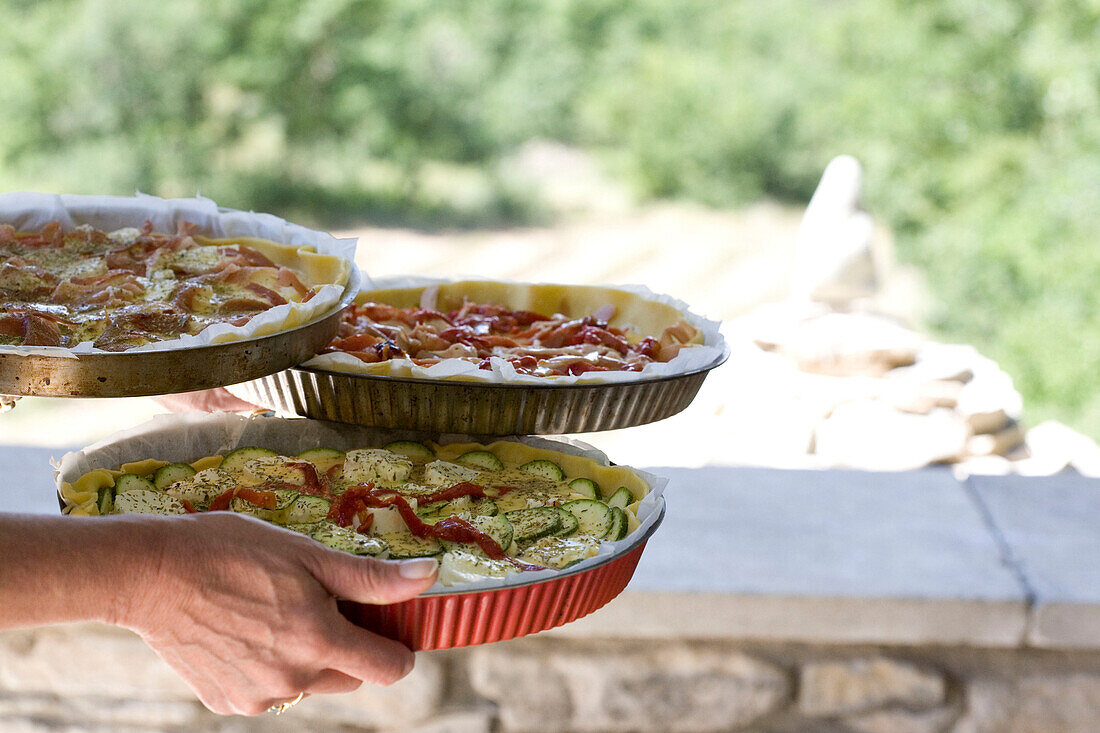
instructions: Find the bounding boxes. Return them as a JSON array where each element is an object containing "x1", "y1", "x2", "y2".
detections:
[
  {"x1": 562, "y1": 499, "x2": 614, "y2": 539},
  {"x1": 427, "y1": 495, "x2": 500, "y2": 520},
  {"x1": 607, "y1": 486, "x2": 634, "y2": 509},
  {"x1": 416, "y1": 500, "x2": 449, "y2": 516},
  {"x1": 376, "y1": 530, "x2": 443, "y2": 559},
  {"x1": 606, "y1": 506, "x2": 628, "y2": 541},
  {"x1": 311, "y1": 523, "x2": 388, "y2": 556},
  {"x1": 518, "y1": 535, "x2": 601, "y2": 569},
  {"x1": 284, "y1": 522, "x2": 321, "y2": 535},
  {"x1": 478, "y1": 513, "x2": 514, "y2": 552},
  {"x1": 270, "y1": 489, "x2": 302, "y2": 510},
  {"x1": 505, "y1": 507, "x2": 562, "y2": 544},
  {"x1": 153, "y1": 463, "x2": 197, "y2": 490},
  {"x1": 554, "y1": 507, "x2": 580, "y2": 537},
  {"x1": 382, "y1": 440, "x2": 435, "y2": 462},
  {"x1": 281, "y1": 495, "x2": 332, "y2": 524},
  {"x1": 456, "y1": 450, "x2": 505, "y2": 471},
  {"x1": 229, "y1": 499, "x2": 275, "y2": 520},
  {"x1": 297, "y1": 448, "x2": 345, "y2": 473},
  {"x1": 96, "y1": 486, "x2": 115, "y2": 515},
  {"x1": 114, "y1": 474, "x2": 156, "y2": 494},
  {"x1": 519, "y1": 459, "x2": 566, "y2": 481},
  {"x1": 113, "y1": 489, "x2": 188, "y2": 516},
  {"x1": 231, "y1": 488, "x2": 300, "y2": 520},
  {"x1": 568, "y1": 477, "x2": 600, "y2": 500},
  {"x1": 220, "y1": 446, "x2": 279, "y2": 474}
]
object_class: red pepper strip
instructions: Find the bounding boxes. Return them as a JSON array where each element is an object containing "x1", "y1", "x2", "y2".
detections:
[
  {"x1": 326, "y1": 485, "x2": 377, "y2": 526},
  {"x1": 429, "y1": 516, "x2": 544, "y2": 571},
  {"x1": 179, "y1": 499, "x2": 198, "y2": 514},
  {"x1": 355, "y1": 511, "x2": 374, "y2": 535},
  {"x1": 338, "y1": 486, "x2": 545, "y2": 572},
  {"x1": 207, "y1": 486, "x2": 279, "y2": 512},
  {"x1": 286, "y1": 461, "x2": 328, "y2": 497},
  {"x1": 410, "y1": 481, "x2": 487, "y2": 506},
  {"x1": 208, "y1": 488, "x2": 236, "y2": 512}
]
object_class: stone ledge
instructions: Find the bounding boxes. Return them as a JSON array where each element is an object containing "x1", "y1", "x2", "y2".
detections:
[
  {"x1": 8, "y1": 449, "x2": 1100, "y2": 652},
  {"x1": 543, "y1": 591, "x2": 1028, "y2": 648},
  {"x1": 969, "y1": 473, "x2": 1100, "y2": 650},
  {"x1": 1032, "y1": 604, "x2": 1100, "y2": 651}
]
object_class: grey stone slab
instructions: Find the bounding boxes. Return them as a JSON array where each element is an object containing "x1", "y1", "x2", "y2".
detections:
[
  {"x1": 0, "y1": 444, "x2": 74, "y2": 515},
  {"x1": 636, "y1": 465, "x2": 1024, "y2": 602},
  {"x1": 969, "y1": 472, "x2": 1100, "y2": 649},
  {"x1": 545, "y1": 465, "x2": 1029, "y2": 646}
]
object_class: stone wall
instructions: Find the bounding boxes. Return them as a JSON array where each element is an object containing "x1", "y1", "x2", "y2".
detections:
[{"x1": 3, "y1": 624, "x2": 1100, "y2": 732}]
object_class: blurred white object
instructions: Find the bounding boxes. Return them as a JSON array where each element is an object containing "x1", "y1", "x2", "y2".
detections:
[
  {"x1": 792, "y1": 155, "x2": 877, "y2": 304},
  {"x1": 1016, "y1": 420, "x2": 1100, "y2": 477}
]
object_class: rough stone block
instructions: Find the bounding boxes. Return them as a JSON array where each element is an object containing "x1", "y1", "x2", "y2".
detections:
[
  {"x1": 470, "y1": 642, "x2": 790, "y2": 732},
  {"x1": 290, "y1": 652, "x2": 445, "y2": 728},
  {"x1": 0, "y1": 624, "x2": 194, "y2": 700},
  {"x1": 846, "y1": 706, "x2": 959, "y2": 733},
  {"x1": 886, "y1": 343, "x2": 979, "y2": 384},
  {"x1": 467, "y1": 648, "x2": 573, "y2": 731},
  {"x1": 951, "y1": 674, "x2": 1100, "y2": 733},
  {"x1": 380, "y1": 708, "x2": 496, "y2": 733},
  {"x1": 0, "y1": 694, "x2": 204, "y2": 728},
  {"x1": 799, "y1": 657, "x2": 945, "y2": 716}
]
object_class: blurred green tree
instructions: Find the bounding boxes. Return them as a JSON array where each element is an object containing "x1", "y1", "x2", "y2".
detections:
[{"x1": 1, "y1": 0, "x2": 1098, "y2": 436}]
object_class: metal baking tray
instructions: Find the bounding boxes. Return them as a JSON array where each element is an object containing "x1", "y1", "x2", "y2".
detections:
[
  {"x1": 230, "y1": 347, "x2": 728, "y2": 434},
  {"x1": 0, "y1": 285, "x2": 358, "y2": 398}
]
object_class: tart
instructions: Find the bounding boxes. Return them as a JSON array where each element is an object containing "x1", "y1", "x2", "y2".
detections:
[
  {"x1": 0, "y1": 221, "x2": 350, "y2": 351},
  {"x1": 304, "y1": 280, "x2": 722, "y2": 383},
  {"x1": 60, "y1": 438, "x2": 650, "y2": 586}
]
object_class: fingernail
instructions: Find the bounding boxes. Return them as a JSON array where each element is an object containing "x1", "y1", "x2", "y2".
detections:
[{"x1": 398, "y1": 558, "x2": 439, "y2": 579}]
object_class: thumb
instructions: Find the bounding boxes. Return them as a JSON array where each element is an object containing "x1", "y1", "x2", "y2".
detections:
[{"x1": 305, "y1": 547, "x2": 438, "y2": 605}]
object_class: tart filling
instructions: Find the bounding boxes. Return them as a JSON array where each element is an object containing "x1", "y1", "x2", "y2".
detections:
[
  {"x1": 304, "y1": 279, "x2": 724, "y2": 383},
  {"x1": 60, "y1": 439, "x2": 649, "y2": 587},
  {"x1": 0, "y1": 221, "x2": 350, "y2": 351}
]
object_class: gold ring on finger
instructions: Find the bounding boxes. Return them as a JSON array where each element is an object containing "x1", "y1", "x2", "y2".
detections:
[{"x1": 268, "y1": 691, "x2": 305, "y2": 715}]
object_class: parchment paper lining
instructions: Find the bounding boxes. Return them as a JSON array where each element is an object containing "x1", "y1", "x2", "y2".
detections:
[
  {"x1": 0, "y1": 193, "x2": 357, "y2": 357},
  {"x1": 303, "y1": 275, "x2": 725, "y2": 384},
  {"x1": 54, "y1": 412, "x2": 666, "y2": 596}
]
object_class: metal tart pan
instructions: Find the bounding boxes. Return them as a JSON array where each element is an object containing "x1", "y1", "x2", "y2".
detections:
[
  {"x1": 340, "y1": 501, "x2": 663, "y2": 650},
  {"x1": 232, "y1": 349, "x2": 728, "y2": 435},
  {"x1": 0, "y1": 287, "x2": 358, "y2": 399}
]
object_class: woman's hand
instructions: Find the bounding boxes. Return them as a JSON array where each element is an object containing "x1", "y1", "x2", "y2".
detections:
[
  {"x1": 151, "y1": 388, "x2": 259, "y2": 413},
  {"x1": 120, "y1": 512, "x2": 437, "y2": 715}
]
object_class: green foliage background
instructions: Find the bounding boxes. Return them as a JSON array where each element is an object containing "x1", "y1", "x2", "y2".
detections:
[{"x1": 1, "y1": 0, "x2": 1098, "y2": 437}]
